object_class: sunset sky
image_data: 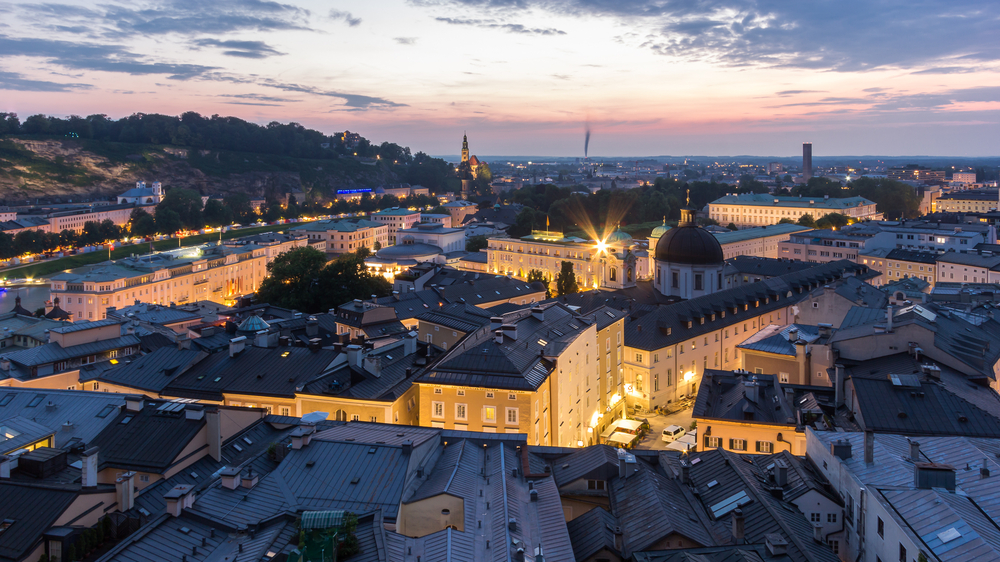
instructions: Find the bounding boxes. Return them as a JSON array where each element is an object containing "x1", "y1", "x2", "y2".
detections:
[{"x1": 1, "y1": 0, "x2": 998, "y2": 157}]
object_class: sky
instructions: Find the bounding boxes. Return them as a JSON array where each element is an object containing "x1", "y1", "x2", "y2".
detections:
[{"x1": 0, "y1": 0, "x2": 998, "y2": 157}]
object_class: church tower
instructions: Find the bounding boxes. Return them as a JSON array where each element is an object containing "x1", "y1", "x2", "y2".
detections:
[{"x1": 461, "y1": 133, "x2": 470, "y2": 163}]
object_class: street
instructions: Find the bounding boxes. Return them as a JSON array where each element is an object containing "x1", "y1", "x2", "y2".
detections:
[{"x1": 631, "y1": 408, "x2": 695, "y2": 451}]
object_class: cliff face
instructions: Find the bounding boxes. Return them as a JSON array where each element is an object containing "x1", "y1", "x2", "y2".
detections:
[{"x1": 0, "y1": 138, "x2": 399, "y2": 202}]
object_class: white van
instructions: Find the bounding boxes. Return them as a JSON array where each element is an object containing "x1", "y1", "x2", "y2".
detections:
[{"x1": 661, "y1": 425, "x2": 686, "y2": 443}]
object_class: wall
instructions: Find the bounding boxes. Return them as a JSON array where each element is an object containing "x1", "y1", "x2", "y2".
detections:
[
  {"x1": 697, "y1": 418, "x2": 805, "y2": 455},
  {"x1": 396, "y1": 494, "x2": 465, "y2": 537}
]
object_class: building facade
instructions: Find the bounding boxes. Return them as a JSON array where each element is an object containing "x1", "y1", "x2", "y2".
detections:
[
  {"x1": 370, "y1": 208, "x2": 422, "y2": 244},
  {"x1": 708, "y1": 194, "x2": 880, "y2": 228}
]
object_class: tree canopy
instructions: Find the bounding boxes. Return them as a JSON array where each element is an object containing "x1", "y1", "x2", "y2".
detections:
[
  {"x1": 555, "y1": 261, "x2": 579, "y2": 296},
  {"x1": 254, "y1": 246, "x2": 391, "y2": 313}
]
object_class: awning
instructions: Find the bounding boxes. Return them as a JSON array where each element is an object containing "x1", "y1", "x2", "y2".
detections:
[
  {"x1": 606, "y1": 432, "x2": 637, "y2": 445},
  {"x1": 616, "y1": 419, "x2": 643, "y2": 433}
]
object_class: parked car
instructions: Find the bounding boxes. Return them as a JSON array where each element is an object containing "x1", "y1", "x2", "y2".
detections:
[{"x1": 661, "y1": 425, "x2": 686, "y2": 442}]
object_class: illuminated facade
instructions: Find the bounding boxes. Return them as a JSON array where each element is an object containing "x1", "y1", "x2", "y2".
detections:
[
  {"x1": 709, "y1": 193, "x2": 880, "y2": 228},
  {"x1": 49, "y1": 233, "x2": 307, "y2": 320},
  {"x1": 486, "y1": 228, "x2": 648, "y2": 290}
]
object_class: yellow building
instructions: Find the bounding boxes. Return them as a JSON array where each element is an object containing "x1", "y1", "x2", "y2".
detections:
[
  {"x1": 708, "y1": 193, "x2": 880, "y2": 228},
  {"x1": 487, "y1": 228, "x2": 648, "y2": 290},
  {"x1": 879, "y1": 249, "x2": 938, "y2": 287},
  {"x1": 413, "y1": 303, "x2": 624, "y2": 447},
  {"x1": 49, "y1": 232, "x2": 307, "y2": 320}
]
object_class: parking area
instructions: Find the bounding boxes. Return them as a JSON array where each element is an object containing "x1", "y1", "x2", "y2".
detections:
[{"x1": 632, "y1": 408, "x2": 695, "y2": 451}]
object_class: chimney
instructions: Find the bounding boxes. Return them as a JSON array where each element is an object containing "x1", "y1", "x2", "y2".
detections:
[
  {"x1": 787, "y1": 327, "x2": 799, "y2": 342},
  {"x1": 817, "y1": 323, "x2": 832, "y2": 338},
  {"x1": 744, "y1": 376, "x2": 759, "y2": 403},
  {"x1": 308, "y1": 338, "x2": 322, "y2": 353},
  {"x1": 495, "y1": 330, "x2": 504, "y2": 344},
  {"x1": 401, "y1": 439, "x2": 412, "y2": 455},
  {"x1": 910, "y1": 440, "x2": 921, "y2": 462},
  {"x1": 184, "y1": 404, "x2": 205, "y2": 421},
  {"x1": 164, "y1": 485, "x2": 196, "y2": 517},
  {"x1": 241, "y1": 468, "x2": 258, "y2": 489},
  {"x1": 864, "y1": 431, "x2": 875, "y2": 465},
  {"x1": 306, "y1": 317, "x2": 319, "y2": 337},
  {"x1": 81, "y1": 447, "x2": 99, "y2": 488},
  {"x1": 116, "y1": 472, "x2": 136, "y2": 511},
  {"x1": 0, "y1": 357, "x2": 9, "y2": 372},
  {"x1": 0, "y1": 455, "x2": 10, "y2": 479},
  {"x1": 364, "y1": 355, "x2": 382, "y2": 377},
  {"x1": 680, "y1": 460, "x2": 691, "y2": 485},
  {"x1": 229, "y1": 336, "x2": 247, "y2": 358},
  {"x1": 220, "y1": 467, "x2": 240, "y2": 490},
  {"x1": 886, "y1": 305, "x2": 893, "y2": 332},
  {"x1": 531, "y1": 306, "x2": 545, "y2": 322},
  {"x1": 490, "y1": 317, "x2": 503, "y2": 331},
  {"x1": 529, "y1": 489, "x2": 538, "y2": 502},
  {"x1": 125, "y1": 395, "x2": 143, "y2": 412},
  {"x1": 501, "y1": 324, "x2": 518, "y2": 341},
  {"x1": 392, "y1": 290, "x2": 400, "y2": 301},
  {"x1": 732, "y1": 509, "x2": 745, "y2": 543},
  {"x1": 765, "y1": 533, "x2": 788, "y2": 556},
  {"x1": 404, "y1": 331, "x2": 417, "y2": 356},
  {"x1": 831, "y1": 439, "x2": 852, "y2": 460},
  {"x1": 346, "y1": 344, "x2": 363, "y2": 367},
  {"x1": 982, "y1": 459, "x2": 991, "y2": 480},
  {"x1": 206, "y1": 409, "x2": 222, "y2": 462},
  {"x1": 291, "y1": 423, "x2": 316, "y2": 450},
  {"x1": 774, "y1": 460, "x2": 788, "y2": 487}
]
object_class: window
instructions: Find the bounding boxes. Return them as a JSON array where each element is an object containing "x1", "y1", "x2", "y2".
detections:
[
  {"x1": 455, "y1": 403, "x2": 467, "y2": 420},
  {"x1": 828, "y1": 513, "x2": 837, "y2": 523},
  {"x1": 587, "y1": 479, "x2": 606, "y2": 490},
  {"x1": 281, "y1": 407, "x2": 290, "y2": 416},
  {"x1": 878, "y1": 517, "x2": 884, "y2": 538},
  {"x1": 828, "y1": 540, "x2": 839, "y2": 555},
  {"x1": 486, "y1": 392, "x2": 495, "y2": 399},
  {"x1": 705, "y1": 436, "x2": 721, "y2": 448},
  {"x1": 432, "y1": 401, "x2": 444, "y2": 418},
  {"x1": 506, "y1": 407, "x2": 518, "y2": 424},
  {"x1": 756, "y1": 441, "x2": 773, "y2": 453},
  {"x1": 139, "y1": 474, "x2": 150, "y2": 483},
  {"x1": 483, "y1": 406, "x2": 497, "y2": 423},
  {"x1": 508, "y1": 393, "x2": 516, "y2": 400},
  {"x1": 779, "y1": 372, "x2": 789, "y2": 383},
  {"x1": 434, "y1": 387, "x2": 442, "y2": 394},
  {"x1": 694, "y1": 274, "x2": 703, "y2": 291},
  {"x1": 730, "y1": 439, "x2": 747, "y2": 451},
  {"x1": 899, "y1": 544, "x2": 906, "y2": 562},
  {"x1": 672, "y1": 271, "x2": 679, "y2": 288},
  {"x1": 635, "y1": 353, "x2": 643, "y2": 363},
  {"x1": 811, "y1": 513, "x2": 821, "y2": 522}
]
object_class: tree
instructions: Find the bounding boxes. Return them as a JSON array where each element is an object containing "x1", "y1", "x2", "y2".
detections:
[
  {"x1": 797, "y1": 214, "x2": 817, "y2": 228},
  {"x1": 355, "y1": 246, "x2": 371, "y2": 259},
  {"x1": 466, "y1": 235, "x2": 488, "y2": 253},
  {"x1": 527, "y1": 269, "x2": 551, "y2": 299},
  {"x1": 778, "y1": 217, "x2": 796, "y2": 224},
  {"x1": 816, "y1": 212, "x2": 850, "y2": 229},
  {"x1": 0, "y1": 232, "x2": 15, "y2": 260},
  {"x1": 726, "y1": 222, "x2": 738, "y2": 231},
  {"x1": 98, "y1": 219, "x2": 121, "y2": 241},
  {"x1": 223, "y1": 193, "x2": 255, "y2": 223},
  {"x1": 203, "y1": 199, "x2": 233, "y2": 227},
  {"x1": 130, "y1": 210, "x2": 156, "y2": 237},
  {"x1": 255, "y1": 246, "x2": 328, "y2": 312},
  {"x1": 156, "y1": 188, "x2": 203, "y2": 230},
  {"x1": 428, "y1": 205, "x2": 449, "y2": 216},
  {"x1": 373, "y1": 241, "x2": 381, "y2": 251},
  {"x1": 155, "y1": 209, "x2": 182, "y2": 235},
  {"x1": 555, "y1": 261, "x2": 579, "y2": 296}
]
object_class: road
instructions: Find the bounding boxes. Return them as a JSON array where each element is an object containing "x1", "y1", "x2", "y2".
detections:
[{"x1": 632, "y1": 408, "x2": 695, "y2": 451}]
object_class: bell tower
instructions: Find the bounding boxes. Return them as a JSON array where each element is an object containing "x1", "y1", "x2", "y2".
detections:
[{"x1": 461, "y1": 133, "x2": 469, "y2": 163}]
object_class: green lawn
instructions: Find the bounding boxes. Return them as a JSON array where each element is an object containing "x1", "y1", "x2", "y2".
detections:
[{"x1": 4, "y1": 222, "x2": 308, "y2": 280}]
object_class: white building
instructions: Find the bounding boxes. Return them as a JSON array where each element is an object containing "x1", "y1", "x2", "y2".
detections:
[{"x1": 117, "y1": 181, "x2": 163, "y2": 205}]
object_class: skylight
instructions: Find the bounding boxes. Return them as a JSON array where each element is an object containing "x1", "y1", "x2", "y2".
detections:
[
  {"x1": 710, "y1": 490, "x2": 751, "y2": 519},
  {"x1": 96, "y1": 404, "x2": 117, "y2": 418},
  {"x1": 26, "y1": 394, "x2": 45, "y2": 408},
  {"x1": 537, "y1": 339, "x2": 548, "y2": 346},
  {"x1": 938, "y1": 527, "x2": 961, "y2": 544},
  {"x1": 0, "y1": 394, "x2": 12, "y2": 407}
]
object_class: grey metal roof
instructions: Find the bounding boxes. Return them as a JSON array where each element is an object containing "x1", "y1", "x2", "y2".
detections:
[
  {"x1": 566, "y1": 506, "x2": 620, "y2": 562},
  {"x1": 419, "y1": 303, "x2": 589, "y2": 391},
  {"x1": 165, "y1": 347, "x2": 340, "y2": 401},
  {"x1": 737, "y1": 324, "x2": 820, "y2": 357},
  {"x1": 190, "y1": 440, "x2": 411, "y2": 526},
  {"x1": 3, "y1": 335, "x2": 141, "y2": 368},
  {"x1": 849, "y1": 375, "x2": 1000, "y2": 437},
  {"x1": 416, "y1": 301, "x2": 493, "y2": 333},
  {"x1": 0, "y1": 483, "x2": 78, "y2": 561},
  {"x1": 0, "y1": 388, "x2": 125, "y2": 449},
  {"x1": 0, "y1": 416, "x2": 55, "y2": 453},
  {"x1": 550, "y1": 444, "x2": 621, "y2": 487},
  {"x1": 87, "y1": 401, "x2": 208, "y2": 472},
  {"x1": 725, "y1": 256, "x2": 819, "y2": 278},
  {"x1": 97, "y1": 347, "x2": 206, "y2": 393},
  {"x1": 50, "y1": 318, "x2": 122, "y2": 334},
  {"x1": 625, "y1": 260, "x2": 869, "y2": 351},
  {"x1": 693, "y1": 371, "x2": 795, "y2": 426},
  {"x1": 611, "y1": 459, "x2": 716, "y2": 555},
  {"x1": 877, "y1": 487, "x2": 1000, "y2": 562}
]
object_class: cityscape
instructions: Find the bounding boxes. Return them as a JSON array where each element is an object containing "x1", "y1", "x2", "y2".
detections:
[{"x1": 1, "y1": 2, "x2": 1000, "y2": 562}]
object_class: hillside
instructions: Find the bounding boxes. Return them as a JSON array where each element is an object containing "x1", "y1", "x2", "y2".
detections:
[{"x1": 0, "y1": 137, "x2": 401, "y2": 203}]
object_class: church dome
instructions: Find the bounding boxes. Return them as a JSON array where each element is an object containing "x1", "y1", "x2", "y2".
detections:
[
  {"x1": 654, "y1": 208, "x2": 723, "y2": 265},
  {"x1": 650, "y1": 218, "x2": 670, "y2": 240},
  {"x1": 605, "y1": 227, "x2": 633, "y2": 245}
]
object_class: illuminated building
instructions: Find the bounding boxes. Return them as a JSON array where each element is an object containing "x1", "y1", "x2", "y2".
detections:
[
  {"x1": 48, "y1": 233, "x2": 307, "y2": 321},
  {"x1": 935, "y1": 189, "x2": 999, "y2": 213},
  {"x1": 652, "y1": 201, "x2": 725, "y2": 300},
  {"x1": 708, "y1": 193, "x2": 880, "y2": 228},
  {"x1": 370, "y1": 208, "x2": 422, "y2": 244},
  {"x1": 290, "y1": 218, "x2": 388, "y2": 256},
  {"x1": 486, "y1": 226, "x2": 647, "y2": 290}
]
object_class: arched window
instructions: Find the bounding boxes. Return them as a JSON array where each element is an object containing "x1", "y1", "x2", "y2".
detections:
[
  {"x1": 627, "y1": 268, "x2": 633, "y2": 282},
  {"x1": 335, "y1": 409, "x2": 348, "y2": 421},
  {"x1": 610, "y1": 268, "x2": 617, "y2": 281}
]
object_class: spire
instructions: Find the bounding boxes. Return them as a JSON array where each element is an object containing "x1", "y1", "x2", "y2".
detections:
[
  {"x1": 680, "y1": 189, "x2": 695, "y2": 226},
  {"x1": 686, "y1": 189, "x2": 691, "y2": 206}
]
